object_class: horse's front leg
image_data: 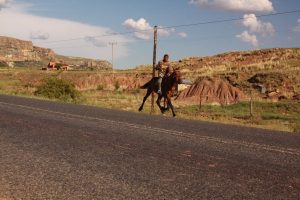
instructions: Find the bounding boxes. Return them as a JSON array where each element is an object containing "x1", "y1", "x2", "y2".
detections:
[
  {"x1": 139, "y1": 89, "x2": 151, "y2": 112},
  {"x1": 166, "y1": 96, "x2": 176, "y2": 117},
  {"x1": 163, "y1": 97, "x2": 169, "y2": 111}
]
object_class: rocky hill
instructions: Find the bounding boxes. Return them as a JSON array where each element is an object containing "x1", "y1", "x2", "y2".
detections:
[
  {"x1": 1, "y1": 36, "x2": 299, "y2": 102},
  {"x1": 178, "y1": 48, "x2": 300, "y2": 76},
  {"x1": 136, "y1": 48, "x2": 300, "y2": 75},
  {"x1": 133, "y1": 48, "x2": 300, "y2": 102},
  {"x1": 0, "y1": 36, "x2": 111, "y2": 70}
]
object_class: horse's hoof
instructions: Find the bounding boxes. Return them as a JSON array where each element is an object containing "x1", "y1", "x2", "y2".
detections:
[
  {"x1": 161, "y1": 108, "x2": 168, "y2": 113},
  {"x1": 138, "y1": 108, "x2": 142, "y2": 112},
  {"x1": 173, "y1": 114, "x2": 176, "y2": 117}
]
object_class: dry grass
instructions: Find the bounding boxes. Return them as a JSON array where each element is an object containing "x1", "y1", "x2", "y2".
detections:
[
  {"x1": 78, "y1": 86, "x2": 300, "y2": 132},
  {"x1": 81, "y1": 89, "x2": 144, "y2": 112},
  {"x1": 175, "y1": 101, "x2": 300, "y2": 133},
  {"x1": 0, "y1": 66, "x2": 299, "y2": 133}
]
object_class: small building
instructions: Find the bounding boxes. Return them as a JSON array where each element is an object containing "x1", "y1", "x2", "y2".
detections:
[
  {"x1": 47, "y1": 61, "x2": 57, "y2": 70},
  {"x1": 46, "y1": 61, "x2": 72, "y2": 71}
]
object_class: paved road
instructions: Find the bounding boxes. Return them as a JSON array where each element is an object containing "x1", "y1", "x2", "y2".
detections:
[{"x1": 0, "y1": 94, "x2": 299, "y2": 200}]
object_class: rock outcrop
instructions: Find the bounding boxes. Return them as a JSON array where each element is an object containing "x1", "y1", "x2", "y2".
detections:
[
  {"x1": 248, "y1": 73, "x2": 296, "y2": 100},
  {"x1": 74, "y1": 73, "x2": 151, "y2": 90},
  {"x1": 0, "y1": 36, "x2": 111, "y2": 70},
  {"x1": 55, "y1": 55, "x2": 112, "y2": 70},
  {"x1": 176, "y1": 77, "x2": 245, "y2": 105},
  {"x1": 176, "y1": 48, "x2": 300, "y2": 72},
  {"x1": 0, "y1": 36, "x2": 55, "y2": 63}
]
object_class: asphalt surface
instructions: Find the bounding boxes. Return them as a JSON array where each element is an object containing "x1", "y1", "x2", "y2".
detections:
[{"x1": 0, "y1": 94, "x2": 299, "y2": 200}]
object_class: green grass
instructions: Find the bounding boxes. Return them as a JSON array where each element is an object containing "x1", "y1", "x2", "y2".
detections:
[
  {"x1": 176, "y1": 101, "x2": 300, "y2": 132},
  {"x1": 178, "y1": 102, "x2": 252, "y2": 118}
]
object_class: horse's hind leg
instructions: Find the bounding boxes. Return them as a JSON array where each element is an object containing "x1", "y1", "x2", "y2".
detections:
[
  {"x1": 156, "y1": 95, "x2": 164, "y2": 114},
  {"x1": 164, "y1": 97, "x2": 170, "y2": 111},
  {"x1": 139, "y1": 89, "x2": 151, "y2": 112},
  {"x1": 167, "y1": 98, "x2": 176, "y2": 117}
]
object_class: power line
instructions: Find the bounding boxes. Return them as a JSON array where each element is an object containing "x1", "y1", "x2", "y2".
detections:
[
  {"x1": 39, "y1": 9, "x2": 300, "y2": 45},
  {"x1": 39, "y1": 27, "x2": 296, "y2": 50},
  {"x1": 162, "y1": 10, "x2": 300, "y2": 30}
]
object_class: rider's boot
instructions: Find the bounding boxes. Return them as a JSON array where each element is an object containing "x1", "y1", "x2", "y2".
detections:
[{"x1": 157, "y1": 78, "x2": 162, "y2": 95}]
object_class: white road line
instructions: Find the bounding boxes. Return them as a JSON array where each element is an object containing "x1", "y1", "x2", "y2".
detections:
[{"x1": 0, "y1": 101, "x2": 299, "y2": 156}]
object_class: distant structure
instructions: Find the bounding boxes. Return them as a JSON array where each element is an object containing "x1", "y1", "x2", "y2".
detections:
[{"x1": 43, "y1": 61, "x2": 72, "y2": 71}]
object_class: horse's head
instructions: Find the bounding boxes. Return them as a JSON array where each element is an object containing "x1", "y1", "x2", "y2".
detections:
[{"x1": 172, "y1": 67, "x2": 182, "y2": 84}]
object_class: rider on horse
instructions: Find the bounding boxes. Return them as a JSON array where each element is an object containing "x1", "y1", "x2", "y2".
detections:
[{"x1": 156, "y1": 54, "x2": 171, "y2": 95}]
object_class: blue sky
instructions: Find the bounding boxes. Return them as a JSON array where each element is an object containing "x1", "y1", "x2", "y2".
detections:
[{"x1": 0, "y1": 0, "x2": 300, "y2": 68}]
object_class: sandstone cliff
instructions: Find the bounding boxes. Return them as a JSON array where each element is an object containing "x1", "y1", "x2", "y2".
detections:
[{"x1": 0, "y1": 36, "x2": 111, "y2": 70}]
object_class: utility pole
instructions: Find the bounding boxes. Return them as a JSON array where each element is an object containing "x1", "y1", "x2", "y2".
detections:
[
  {"x1": 109, "y1": 42, "x2": 117, "y2": 70},
  {"x1": 250, "y1": 90, "x2": 254, "y2": 119},
  {"x1": 151, "y1": 26, "x2": 158, "y2": 114}
]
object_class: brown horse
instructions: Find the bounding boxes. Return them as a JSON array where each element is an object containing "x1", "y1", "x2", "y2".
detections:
[{"x1": 138, "y1": 69, "x2": 182, "y2": 117}]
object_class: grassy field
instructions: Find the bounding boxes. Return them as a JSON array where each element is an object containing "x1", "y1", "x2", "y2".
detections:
[
  {"x1": 0, "y1": 68, "x2": 299, "y2": 133},
  {"x1": 80, "y1": 89, "x2": 300, "y2": 132},
  {"x1": 176, "y1": 101, "x2": 300, "y2": 133}
]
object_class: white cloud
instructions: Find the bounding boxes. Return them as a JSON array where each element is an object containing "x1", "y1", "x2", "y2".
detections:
[
  {"x1": 190, "y1": 1, "x2": 275, "y2": 47},
  {"x1": 123, "y1": 18, "x2": 173, "y2": 40},
  {"x1": 0, "y1": 0, "x2": 11, "y2": 10},
  {"x1": 236, "y1": 31, "x2": 258, "y2": 46},
  {"x1": 242, "y1": 14, "x2": 275, "y2": 36},
  {"x1": 85, "y1": 36, "x2": 108, "y2": 47},
  {"x1": 30, "y1": 31, "x2": 49, "y2": 40},
  {"x1": 158, "y1": 27, "x2": 173, "y2": 37},
  {"x1": 123, "y1": 18, "x2": 152, "y2": 40},
  {"x1": 293, "y1": 19, "x2": 300, "y2": 32},
  {"x1": 178, "y1": 32, "x2": 188, "y2": 38},
  {"x1": 190, "y1": 0, "x2": 274, "y2": 13},
  {"x1": 0, "y1": 2, "x2": 130, "y2": 60},
  {"x1": 237, "y1": 14, "x2": 274, "y2": 46}
]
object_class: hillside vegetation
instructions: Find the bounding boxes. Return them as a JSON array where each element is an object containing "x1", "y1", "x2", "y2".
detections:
[
  {"x1": 135, "y1": 48, "x2": 300, "y2": 102},
  {"x1": 0, "y1": 48, "x2": 299, "y2": 132}
]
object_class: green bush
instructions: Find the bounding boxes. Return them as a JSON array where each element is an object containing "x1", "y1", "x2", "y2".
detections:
[
  {"x1": 34, "y1": 78, "x2": 80, "y2": 102},
  {"x1": 291, "y1": 122, "x2": 300, "y2": 133},
  {"x1": 132, "y1": 88, "x2": 140, "y2": 94},
  {"x1": 55, "y1": 63, "x2": 63, "y2": 70},
  {"x1": 97, "y1": 84, "x2": 105, "y2": 91},
  {"x1": 114, "y1": 81, "x2": 120, "y2": 90},
  {"x1": 0, "y1": 61, "x2": 8, "y2": 68}
]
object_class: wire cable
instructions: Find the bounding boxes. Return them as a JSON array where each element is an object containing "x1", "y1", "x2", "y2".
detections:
[{"x1": 39, "y1": 10, "x2": 300, "y2": 44}]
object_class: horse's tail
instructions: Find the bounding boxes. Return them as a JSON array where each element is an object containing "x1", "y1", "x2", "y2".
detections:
[
  {"x1": 140, "y1": 80, "x2": 152, "y2": 89},
  {"x1": 140, "y1": 77, "x2": 158, "y2": 89}
]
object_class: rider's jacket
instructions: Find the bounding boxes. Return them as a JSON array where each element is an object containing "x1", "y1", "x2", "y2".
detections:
[{"x1": 156, "y1": 60, "x2": 171, "y2": 78}]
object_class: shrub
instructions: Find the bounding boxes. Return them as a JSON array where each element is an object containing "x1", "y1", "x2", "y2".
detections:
[
  {"x1": 0, "y1": 61, "x2": 8, "y2": 68},
  {"x1": 55, "y1": 63, "x2": 63, "y2": 70},
  {"x1": 292, "y1": 122, "x2": 300, "y2": 133},
  {"x1": 97, "y1": 84, "x2": 105, "y2": 91},
  {"x1": 114, "y1": 81, "x2": 120, "y2": 90},
  {"x1": 132, "y1": 88, "x2": 140, "y2": 94},
  {"x1": 34, "y1": 78, "x2": 80, "y2": 102}
]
